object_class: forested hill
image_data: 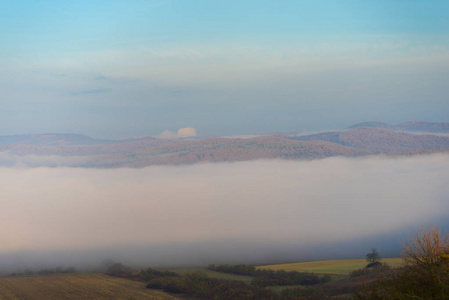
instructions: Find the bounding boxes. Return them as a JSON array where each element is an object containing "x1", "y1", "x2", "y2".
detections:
[
  {"x1": 347, "y1": 120, "x2": 449, "y2": 133},
  {"x1": 0, "y1": 136, "x2": 376, "y2": 168},
  {"x1": 1, "y1": 121, "x2": 448, "y2": 168},
  {"x1": 0, "y1": 133, "x2": 156, "y2": 146},
  {"x1": 290, "y1": 127, "x2": 449, "y2": 153}
]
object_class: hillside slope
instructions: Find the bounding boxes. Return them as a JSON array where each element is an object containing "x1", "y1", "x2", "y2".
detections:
[
  {"x1": 291, "y1": 127, "x2": 449, "y2": 153},
  {"x1": 1, "y1": 121, "x2": 449, "y2": 168},
  {"x1": 0, "y1": 273, "x2": 178, "y2": 300},
  {"x1": 348, "y1": 121, "x2": 449, "y2": 133},
  {"x1": 0, "y1": 134, "x2": 156, "y2": 146}
]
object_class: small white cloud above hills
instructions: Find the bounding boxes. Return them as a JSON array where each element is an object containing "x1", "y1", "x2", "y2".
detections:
[{"x1": 156, "y1": 127, "x2": 197, "y2": 139}]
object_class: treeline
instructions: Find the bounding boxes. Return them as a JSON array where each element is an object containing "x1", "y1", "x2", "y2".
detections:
[
  {"x1": 208, "y1": 264, "x2": 257, "y2": 276},
  {"x1": 207, "y1": 264, "x2": 331, "y2": 286},
  {"x1": 349, "y1": 262, "x2": 391, "y2": 278},
  {"x1": 106, "y1": 264, "x2": 276, "y2": 299},
  {"x1": 106, "y1": 263, "x2": 178, "y2": 282},
  {"x1": 10, "y1": 266, "x2": 76, "y2": 277},
  {"x1": 108, "y1": 264, "x2": 334, "y2": 299},
  {"x1": 147, "y1": 272, "x2": 275, "y2": 300}
]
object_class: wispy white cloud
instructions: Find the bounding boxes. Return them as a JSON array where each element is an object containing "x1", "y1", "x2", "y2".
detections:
[
  {"x1": 155, "y1": 127, "x2": 197, "y2": 139},
  {"x1": 177, "y1": 127, "x2": 197, "y2": 138}
]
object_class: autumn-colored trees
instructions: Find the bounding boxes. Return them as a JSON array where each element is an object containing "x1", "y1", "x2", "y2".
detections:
[
  {"x1": 400, "y1": 225, "x2": 449, "y2": 297},
  {"x1": 359, "y1": 225, "x2": 449, "y2": 299}
]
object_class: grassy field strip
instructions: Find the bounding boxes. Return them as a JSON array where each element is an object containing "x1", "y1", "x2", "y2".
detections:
[
  {"x1": 258, "y1": 258, "x2": 404, "y2": 275},
  {"x1": 0, "y1": 273, "x2": 179, "y2": 300},
  {"x1": 170, "y1": 268, "x2": 254, "y2": 284}
]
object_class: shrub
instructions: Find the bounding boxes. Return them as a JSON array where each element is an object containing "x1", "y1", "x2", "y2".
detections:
[
  {"x1": 136, "y1": 268, "x2": 178, "y2": 281},
  {"x1": 147, "y1": 271, "x2": 275, "y2": 299},
  {"x1": 106, "y1": 263, "x2": 134, "y2": 277},
  {"x1": 208, "y1": 264, "x2": 257, "y2": 275},
  {"x1": 365, "y1": 261, "x2": 382, "y2": 268},
  {"x1": 350, "y1": 263, "x2": 390, "y2": 278},
  {"x1": 356, "y1": 224, "x2": 449, "y2": 299},
  {"x1": 252, "y1": 270, "x2": 327, "y2": 287},
  {"x1": 208, "y1": 264, "x2": 330, "y2": 286},
  {"x1": 400, "y1": 224, "x2": 449, "y2": 298}
]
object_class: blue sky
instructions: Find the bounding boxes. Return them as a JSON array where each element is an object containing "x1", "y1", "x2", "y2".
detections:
[{"x1": 1, "y1": 0, "x2": 448, "y2": 138}]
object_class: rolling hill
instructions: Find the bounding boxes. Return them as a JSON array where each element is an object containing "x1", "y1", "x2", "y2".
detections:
[
  {"x1": 0, "y1": 273, "x2": 178, "y2": 300},
  {"x1": 347, "y1": 120, "x2": 449, "y2": 133},
  {"x1": 291, "y1": 127, "x2": 449, "y2": 153},
  {"x1": 0, "y1": 133, "x2": 156, "y2": 147},
  {"x1": 1, "y1": 121, "x2": 448, "y2": 168}
]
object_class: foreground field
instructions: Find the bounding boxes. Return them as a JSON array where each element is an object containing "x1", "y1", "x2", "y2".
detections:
[
  {"x1": 258, "y1": 258, "x2": 404, "y2": 275},
  {"x1": 0, "y1": 273, "x2": 178, "y2": 300}
]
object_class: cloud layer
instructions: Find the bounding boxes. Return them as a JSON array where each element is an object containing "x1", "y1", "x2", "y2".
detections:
[{"x1": 0, "y1": 154, "x2": 448, "y2": 269}]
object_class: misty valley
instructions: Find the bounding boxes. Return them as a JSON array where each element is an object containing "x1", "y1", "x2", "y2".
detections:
[
  {"x1": 2, "y1": 1, "x2": 449, "y2": 297},
  {"x1": 1, "y1": 121, "x2": 449, "y2": 299}
]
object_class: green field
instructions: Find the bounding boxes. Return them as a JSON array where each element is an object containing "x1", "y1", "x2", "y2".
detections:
[
  {"x1": 169, "y1": 268, "x2": 254, "y2": 283},
  {"x1": 258, "y1": 258, "x2": 404, "y2": 275},
  {"x1": 0, "y1": 273, "x2": 178, "y2": 300}
]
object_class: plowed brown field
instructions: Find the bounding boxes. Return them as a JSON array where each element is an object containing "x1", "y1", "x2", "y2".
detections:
[{"x1": 0, "y1": 273, "x2": 179, "y2": 300}]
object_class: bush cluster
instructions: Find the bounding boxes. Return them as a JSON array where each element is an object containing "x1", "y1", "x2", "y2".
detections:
[
  {"x1": 106, "y1": 263, "x2": 135, "y2": 277},
  {"x1": 281, "y1": 285, "x2": 354, "y2": 299},
  {"x1": 146, "y1": 271, "x2": 275, "y2": 300},
  {"x1": 208, "y1": 264, "x2": 257, "y2": 275},
  {"x1": 208, "y1": 264, "x2": 331, "y2": 286},
  {"x1": 350, "y1": 263, "x2": 391, "y2": 278},
  {"x1": 106, "y1": 263, "x2": 178, "y2": 282},
  {"x1": 134, "y1": 268, "x2": 179, "y2": 281}
]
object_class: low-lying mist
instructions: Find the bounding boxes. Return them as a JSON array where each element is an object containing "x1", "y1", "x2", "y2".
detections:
[{"x1": 1, "y1": 154, "x2": 448, "y2": 272}]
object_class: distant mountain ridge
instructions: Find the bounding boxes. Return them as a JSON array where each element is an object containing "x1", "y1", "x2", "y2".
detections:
[
  {"x1": 291, "y1": 127, "x2": 449, "y2": 153},
  {"x1": 347, "y1": 121, "x2": 449, "y2": 133},
  {"x1": 339, "y1": 127, "x2": 449, "y2": 152},
  {"x1": 0, "y1": 133, "x2": 156, "y2": 147},
  {"x1": 1, "y1": 121, "x2": 448, "y2": 168}
]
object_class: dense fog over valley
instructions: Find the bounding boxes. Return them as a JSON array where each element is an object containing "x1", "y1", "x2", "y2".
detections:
[
  {"x1": 1, "y1": 1, "x2": 448, "y2": 298},
  {"x1": 1, "y1": 154, "x2": 448, "y2": 272}
]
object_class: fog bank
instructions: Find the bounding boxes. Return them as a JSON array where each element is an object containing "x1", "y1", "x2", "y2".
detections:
[{"x1": 1, "y1": 154, "x2": 448, "y2": 271}]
